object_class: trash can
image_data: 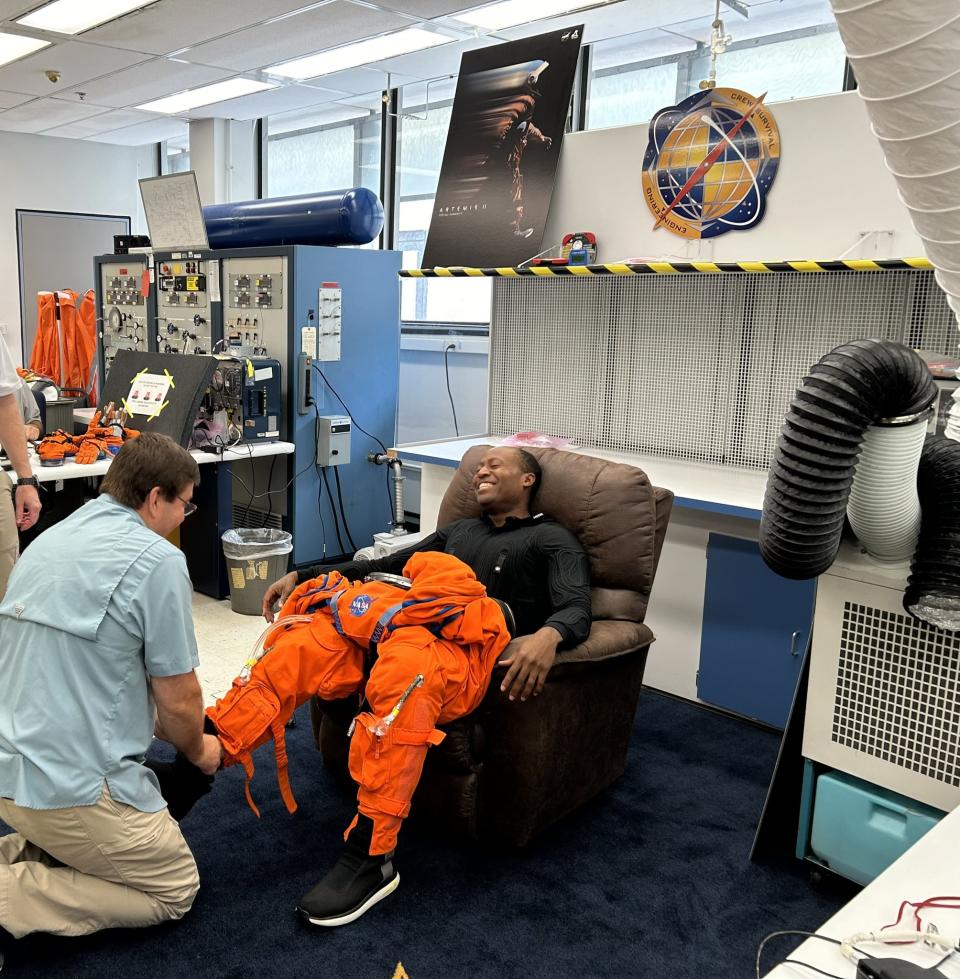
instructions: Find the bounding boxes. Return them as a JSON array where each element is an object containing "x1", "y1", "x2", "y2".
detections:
[{"x1": 221, "y1": 528, "x2": 293, "y2": 616}]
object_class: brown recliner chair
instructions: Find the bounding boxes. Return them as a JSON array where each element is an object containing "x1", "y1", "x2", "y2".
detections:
[{"x1": 311, "y1": 445, "x2": 673, "y2": 846}]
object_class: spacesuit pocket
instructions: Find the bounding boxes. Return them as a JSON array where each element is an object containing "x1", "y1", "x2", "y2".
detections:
[{"x1": 211, "y1": 683, "x2": 282, "y2": 758}]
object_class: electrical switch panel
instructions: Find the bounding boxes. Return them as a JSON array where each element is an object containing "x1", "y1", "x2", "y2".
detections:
[
  {"x1": 317, "y1": 282, "x2": 342, "y2": 361},
  {"x1": 100, "y1": 260, "x2": 148, "y2": 371},
  {"x1": 156, "y1": 257, "x2": 214, "y2": 356}
]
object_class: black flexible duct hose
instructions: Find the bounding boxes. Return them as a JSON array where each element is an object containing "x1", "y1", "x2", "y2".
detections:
[
  {"x1": 759, "y1": 339, "x2": 937, "y2": 580},
  {"x1": 904, "y1": 435, "x2": 960, "y2": 630}
]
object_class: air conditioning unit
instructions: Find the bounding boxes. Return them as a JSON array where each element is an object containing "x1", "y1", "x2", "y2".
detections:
[{"x1": 803, "y1": 542, "x2": 960, "y2": 812}]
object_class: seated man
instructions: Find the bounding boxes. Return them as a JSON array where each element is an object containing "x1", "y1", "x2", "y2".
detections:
[
  {"x1": 247, "y1": 446, "x2": 591, "y2": 926},
  {"x1": 0, "y1": 434, "x2": 220, "y2": 952}
]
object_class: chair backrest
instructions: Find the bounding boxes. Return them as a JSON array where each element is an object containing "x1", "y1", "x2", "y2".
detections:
[{"x1": 437, "y1": 445, "x2": 674, "y2": 623}]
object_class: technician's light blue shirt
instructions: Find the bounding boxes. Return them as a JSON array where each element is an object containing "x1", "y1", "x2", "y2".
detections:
[{"x1": 0, "y1": 493, "x2": 199, "y2": 812}]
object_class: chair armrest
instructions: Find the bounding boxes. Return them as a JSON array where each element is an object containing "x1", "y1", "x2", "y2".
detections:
[{"x1": 493, "y1": 619, "x2": 654, "y2": 676}]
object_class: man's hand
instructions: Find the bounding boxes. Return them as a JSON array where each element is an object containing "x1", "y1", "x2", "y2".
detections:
[
  {"x1": 262, "y1": 570, "x2": 298, "y2": 621},
  {"x1": 14, "y1": 484, "x2": 41, "y2": 530},
  {"x1": 24, "y1": 423, "x2": 41, "y2": 442},
  {"x1": 498, "y1": 627, "x2": 562, "y2": 702},
  {"x1": 187, "y1": 733, "x2": 222, "y2": 776}
]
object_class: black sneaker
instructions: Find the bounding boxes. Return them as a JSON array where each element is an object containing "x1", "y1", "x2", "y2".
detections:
[{"x1": 297, "y1": 815, "x2": 399, "y2": 927}]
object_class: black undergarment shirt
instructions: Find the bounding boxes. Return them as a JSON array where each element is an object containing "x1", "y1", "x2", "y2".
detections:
[{"x1": 299, "y1": 513, "x2": 591, "y2": 646}]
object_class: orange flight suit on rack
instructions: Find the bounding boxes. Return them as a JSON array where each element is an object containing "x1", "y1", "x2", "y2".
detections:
[{"x1": 207, "y1": 551, "x2": 511, "y2": 855}]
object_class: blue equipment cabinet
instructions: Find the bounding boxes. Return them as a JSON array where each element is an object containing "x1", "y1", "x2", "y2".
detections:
[
  {"x1": 697, "y1": 534, "x2": 815, "y2": 728},
  {"x1": 212, "y1": 245, "x2": 401, "y2": 571}
]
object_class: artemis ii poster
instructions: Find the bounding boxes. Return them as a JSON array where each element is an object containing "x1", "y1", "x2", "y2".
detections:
[{"x1": 421, "y1": 25, "x2": 583, "y2": 270}]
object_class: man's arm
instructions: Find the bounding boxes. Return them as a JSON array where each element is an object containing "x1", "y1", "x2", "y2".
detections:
[
  {"x1": 499, "y1": 527, "x2": 592, "y2": 702},
  {"x1": 151, "y1": 672, "x2": 221, "y2": 774},
  {"x1": 262, "y1": 528, "x2": 451, "y2": 621},
  {"x1": 0, "y1": 394, "x2": 40, "y2": 529},
  {"x1": 130, "y1": 549, "x2": 219, "y2": 772},
  {"x1": 17, "y1": 384, "x2": 41, "y2": 441}
]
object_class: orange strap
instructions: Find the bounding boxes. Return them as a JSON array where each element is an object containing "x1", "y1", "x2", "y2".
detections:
[
  {"x1": 271, "y1": 718, "x2": 298, "y2": 815},
  {"x1": 240, "y1": 753, "x2": 261, "y2": 819}
]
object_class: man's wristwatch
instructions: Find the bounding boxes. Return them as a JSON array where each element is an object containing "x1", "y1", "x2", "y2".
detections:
[{"x1": 15, "y1": 476, "x2": 39, "y2": 489}]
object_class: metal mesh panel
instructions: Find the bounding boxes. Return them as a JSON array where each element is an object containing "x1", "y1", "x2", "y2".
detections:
[
  {"x1": 231, "y1": 505, "x2": 283, "y2": 530},
  {"x1": 833, "y1": 601, "x2": 960, "y2": 788},
  {"x1": 489, "y1": 269, "x2": 957, "y2": 469}
]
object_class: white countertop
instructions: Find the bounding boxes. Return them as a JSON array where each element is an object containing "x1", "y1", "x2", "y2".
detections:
[
  {"x1": 764, "y1": 803, "x2": 960, "y2": 976},
  {"x1": 394, "y1": 435, "x2": 768, "y2": 519},
  {"x1": 29, "y1": 440, "x2": 294, "y2": 484}
]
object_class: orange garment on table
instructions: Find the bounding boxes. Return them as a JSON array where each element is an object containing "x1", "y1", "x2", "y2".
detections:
[{"x1": 207, "y1": 550, "x2": 511, "y2": 854}]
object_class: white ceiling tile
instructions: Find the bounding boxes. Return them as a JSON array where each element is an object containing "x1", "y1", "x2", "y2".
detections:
[
  {"x1": 0, "y1": 2, "x2": 46, "y2": 21},
  {"x1": 0, "y1": 88, "x2": 31, "y2": 107},
  {"x1": 198, "y1": 82, "x2": 352, "y2": 120},
  {"x1": 375, "y1": 0, "x2": 473, "y2": 15},
  {"x1": 84, "y1": 0, "x2": 333, "y2": 56},
  {"x1": 181, "y1": 1, "x2": 412, "y2": 72},
  {"x1": 71, "y1": 60, "x2": 232, "y2": 108},
  {"x1": 0, "y1": 96, "x2": 111, "y2": 132},
  {"x1": 377, "y1": 34, "x2": 487, "y2": 77},
  {"x1": 310, "y1": 64, "x2": 418, "y2": 93},
  {"x1": 42, "y1": 106, "x2": 156, "y2": 137},
  {"x1": 0, "y1": 41, "x2": 152, "y2": 96},
  {"x1": 88, "y1": 115, "x2": 188, "y2": 144}
]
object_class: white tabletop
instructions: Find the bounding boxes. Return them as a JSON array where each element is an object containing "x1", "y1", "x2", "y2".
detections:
[
  {"x1": 764, "y1": 804, "x2": 960, "y2": 976},
  {"x1": 30, "y1": 440, "x2": 294, "y2": 484},
  {"x1": 394, "y1": 435, "x2": 768, "y2": 519}
]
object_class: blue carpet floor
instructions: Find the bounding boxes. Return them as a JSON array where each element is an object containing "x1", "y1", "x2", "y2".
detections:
[{"x1": 1, "y1": 689, "x2": 855, "y2": 978}]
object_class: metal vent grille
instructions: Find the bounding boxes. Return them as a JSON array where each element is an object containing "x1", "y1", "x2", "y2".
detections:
[
  {"x1": 489, "y1": 269, "x2": 957, "y2": 469},
  {"x1": 230, "y1": 505, "x2": 283, "y2": 531},
  {"x1": 833, "y1": 601, "x2": 960, "y2": 788}
]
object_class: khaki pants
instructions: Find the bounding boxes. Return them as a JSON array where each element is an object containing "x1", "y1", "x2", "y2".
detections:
[
  {"x1": 0, "y1": 785, "x2": 199, "y2": 938},
  {"x1": 0, "y1": 470, "x2": 17, "y2": 601}
]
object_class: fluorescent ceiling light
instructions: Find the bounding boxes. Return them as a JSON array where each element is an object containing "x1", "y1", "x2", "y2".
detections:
[
  {"x1": 0, "y1": 32, "x2": 49, "y2": 67},
  {"x1": 138, "y1": 78, "x2": 276, "y2": 114},
  {"x1": 454, "y1": 0, "x2": 612, "y2": 30},
  {"x1": 269, "y1": 27, "x2": 449, "y2": 80},
  {"x1": 17, "y1": 0, "x2": 157, "y2": 35}
]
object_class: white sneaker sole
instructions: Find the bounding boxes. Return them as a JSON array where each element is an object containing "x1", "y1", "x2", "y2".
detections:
[{"x1": 300, "y1": 873, "x2": 400, "y2": 927}]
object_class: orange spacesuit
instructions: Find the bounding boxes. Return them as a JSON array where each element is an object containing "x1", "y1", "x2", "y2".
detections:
[{"x1": 207, "y1": 550, "x2": 511, "y2": 855}]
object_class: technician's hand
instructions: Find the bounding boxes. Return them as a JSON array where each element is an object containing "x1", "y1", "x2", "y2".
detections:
[
  {"x1": 542, "y1": 136, "x2": 553, "y2": 149},
  {"x1": 188, "y1": 733, "x2": 223, "y2": 776},
  {"x1": 14, "y1": 484, "x2": 41, "y2": 530},
  {"x1": 498, "y1": 627, "x2": 561, "y2": 703},
  {"x1": 262, "y1": 570, "x2": 299, "y2": 622}
]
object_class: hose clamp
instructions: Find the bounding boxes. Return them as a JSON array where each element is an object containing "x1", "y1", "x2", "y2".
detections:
[{"x1": 874, "y1": 406, "x2": 934, "y2": 427}]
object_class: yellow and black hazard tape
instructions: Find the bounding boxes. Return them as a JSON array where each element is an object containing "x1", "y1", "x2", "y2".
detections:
[{"x1": 399, "y1": 258, "x2": 933, "y2": 278}]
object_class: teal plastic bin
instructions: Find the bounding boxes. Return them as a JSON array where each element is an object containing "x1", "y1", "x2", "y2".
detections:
[{"x1": 809, "y1": 770, "x2": 944, "y2": 885}]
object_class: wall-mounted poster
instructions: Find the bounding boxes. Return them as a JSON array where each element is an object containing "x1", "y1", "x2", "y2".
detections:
[
  {"x1": 421, "y1": 25, "x2": 583, "y2": 270},
  {"x1": 642, "y1": 87, "x2": 781, "y2": 239}
]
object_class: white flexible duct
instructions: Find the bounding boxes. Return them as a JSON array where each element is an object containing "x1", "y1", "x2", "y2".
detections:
[
  {"x1": 830, "y1": 0, "x2": 960, "y2": 436},
  {"x1": 846, "y1": 416, "x2": 928, "y2": 563}
]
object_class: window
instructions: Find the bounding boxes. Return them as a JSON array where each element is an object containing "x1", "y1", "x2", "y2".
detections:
[
  {"x1": 266, "y1": 98, "x2": 382, "y2": 244},
  {"x1": 160, "y1": 135, "x2": 190, "y2": 174},
  {"x1": 587, "y1": 31, "x2": 689, "y2": 130},
  {"x1": 586, "y1": 0, "x2": 846, "y2": 130},
  {"x1": 396, "y1": 79, "x2": 491, "y2": 323}
]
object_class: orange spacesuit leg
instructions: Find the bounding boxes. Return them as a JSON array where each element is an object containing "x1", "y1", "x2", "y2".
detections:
[
  {"x1": 209, "y1": 613, "x2": 366, "y2": 776},
  {"x1": 346, "y1": 626, "x2": 499, "y2": 855}
]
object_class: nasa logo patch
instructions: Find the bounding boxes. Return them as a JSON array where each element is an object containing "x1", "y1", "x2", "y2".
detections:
[{"x1": 349, "y1": 594, "x2": 372, "y2": 617}]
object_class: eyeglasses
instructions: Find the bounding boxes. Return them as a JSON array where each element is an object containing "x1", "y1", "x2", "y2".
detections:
[{"x1": 176, "y1": 494, "x2": 197, "y2": 517}]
